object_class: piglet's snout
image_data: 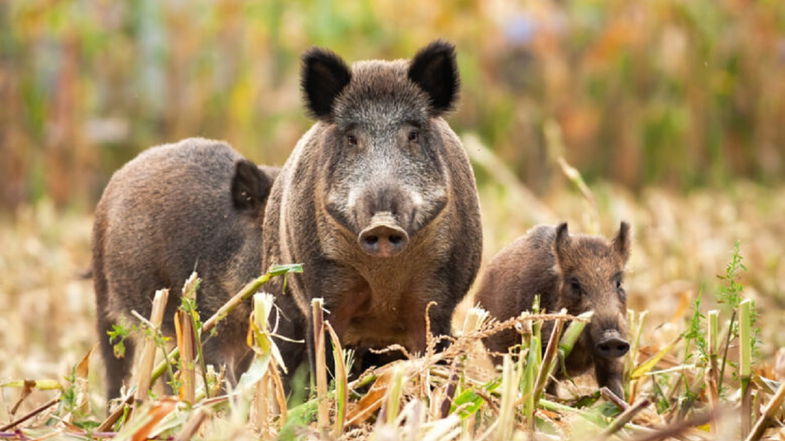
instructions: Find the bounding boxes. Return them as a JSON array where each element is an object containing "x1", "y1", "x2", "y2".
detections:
[{"x1": 595, "y1": 330, "x2": 630, "y2": 359}]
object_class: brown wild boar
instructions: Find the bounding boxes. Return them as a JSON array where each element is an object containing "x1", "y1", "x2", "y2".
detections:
[
  {"x1": 262, "y1": 41, "x2": 483, "y2": 377},
  {"x1": 476, "y1": 222, "x2": 631, "y2": 398},
  {"x1": 92, "y1": 138, "x2": 277, "y2": 399}
]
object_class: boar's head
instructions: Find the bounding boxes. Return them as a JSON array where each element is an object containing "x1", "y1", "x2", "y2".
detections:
[{"x1": 301, "y1": 41, "x2": 460, "y2": 258}]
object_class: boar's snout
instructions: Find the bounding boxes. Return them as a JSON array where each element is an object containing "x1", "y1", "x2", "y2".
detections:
[
  {"x1": 594, "y1": 330, "x2": 629, "y2": 359},
  {"x1": 358, "y1": 212, "x2": 409, "y2": 258}
]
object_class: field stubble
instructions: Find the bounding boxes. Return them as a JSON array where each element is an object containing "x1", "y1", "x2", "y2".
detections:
[{"x1": 1, "y1": 150, "x2": 785, "y2": 439}]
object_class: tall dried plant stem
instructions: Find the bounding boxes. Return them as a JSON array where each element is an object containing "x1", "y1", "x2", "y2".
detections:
[
  {"x1": 134, "y1": 289, "x2": 170, "y2": 403},
  {"x1": 249, "y1": 292, "x2": 285, "y2": 437},
  {"x1": 495, "y1": 355, "x2": 520, "y2": 441},
  {"x1": 325, "y1": 322, "x2": 348, "y2": 438},
  {"x1": 311, "y1": 298, "x2": 329, "y2": 434},
  {"x1": 175, "y1": 274, "x2": 199, "y2": 404},
  {"x1": 532, "y1": 312, "x2": 566, "y2": 405},
  {"x1": 174, "y1": 312, "x2": 195, "y2": 403}
]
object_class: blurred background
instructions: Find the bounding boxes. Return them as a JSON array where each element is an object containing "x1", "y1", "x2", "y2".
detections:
[
  {"x1": 2, "y1": 0, "x2": 785, "y2": 212},
  {"x1": 1, "y1": 0, "x2": 785, "y2": 401}
]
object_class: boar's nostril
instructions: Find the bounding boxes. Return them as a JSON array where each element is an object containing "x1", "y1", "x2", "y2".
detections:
[
  {"x1": 358, "y1": 223, "x2": 409, "y2": 258},
  {"x1": 363, "y1": 235, "x2": 379, "y2": 245},
  {"x1": 595, "y1": 336, "x2": 630, "y2": 358}
]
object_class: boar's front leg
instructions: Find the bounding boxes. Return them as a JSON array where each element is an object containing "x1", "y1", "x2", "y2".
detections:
[
  {"x1": 426, "y1": 255, "x2": 479, "y2": 354},
  {"x1": 594, "y1": 356, "x2": 626, "y2": 400},
  {"x1": 426, "y1": 301, "x2": 455, "y2": 353}
]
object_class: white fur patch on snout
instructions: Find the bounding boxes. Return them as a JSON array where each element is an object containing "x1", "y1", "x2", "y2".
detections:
[
  {"x1": 345, "y1": 186, "x2": 362, "y2": 211},
  {"x1": 408, "y1": 188, "x2": 424, "y2": 209},
  {"x1": 366, "y1": 211, "x2": 396, "y2": 226}
]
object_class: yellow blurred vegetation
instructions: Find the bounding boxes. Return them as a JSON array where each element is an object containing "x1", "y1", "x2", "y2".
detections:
[
  {"x1": 2, "y1": 2, "x2": 785, "y2": 438},
  {"x1": 1, "y1": 0, "x2": 784, "y2": 211}
]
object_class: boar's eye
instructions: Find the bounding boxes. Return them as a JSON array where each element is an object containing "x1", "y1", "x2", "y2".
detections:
[
  {"x1": 407, "y1": 129, "x2": 420, "y2": 142},
  {"x1": 568, "y1": 277, "x2": 583, "y2": 296},
  {"x1": 346, "y1": 133, "x2": 358, "y2": 146}
]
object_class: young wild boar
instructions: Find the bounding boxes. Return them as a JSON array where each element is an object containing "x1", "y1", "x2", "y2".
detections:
[
  {"x1": 476, "y1": 222, "x2": 631, "y2": 398},
  {"x1": 262, "y1": 41, "x2": 483, "y2": 376},
  {"x1": 92, "y1": 138, "x2": 277, "y2": 399}
]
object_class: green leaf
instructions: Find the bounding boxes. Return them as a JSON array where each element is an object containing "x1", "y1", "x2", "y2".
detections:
[
  {"x1": 451, "y1": 389, "x2": 485, "y2": 419},
  {"x1": 267, "y1": 263, "x2": 304, "y2": 276}
]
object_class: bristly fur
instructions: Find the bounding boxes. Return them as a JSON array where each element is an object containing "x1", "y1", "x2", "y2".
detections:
[
  {"x1": 263, "y1": 41, "x2": 482, "y2": 384},
  {"x1": 93, "y1": 138, "x2": 278, "y2": 399},
  {"x1": 475, "y1": 222, "x2": 632, "y2": 398},
  {"x1": 301, "y1": 47, "x2": 352, "y2": 120},
  {"x1": 407, "y1": 40, "x2": 459, "y2": 115}
]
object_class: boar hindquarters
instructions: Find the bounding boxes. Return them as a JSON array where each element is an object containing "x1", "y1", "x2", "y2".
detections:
[{"x1": 92, "y1": 138, "x2": 275, "y2": 399}]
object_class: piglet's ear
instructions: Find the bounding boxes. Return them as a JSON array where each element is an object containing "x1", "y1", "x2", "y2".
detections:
[
  {"x1": 612, "y1": 221, "x2": 631, "y2": 263},
  {"x1": 554, "y1": 222, "x2": 571, "y2": 262},
  {"x1": 407, "y1": 40, "x2": 459, "y2": 116},
  {"x1": 232, "y1": 159, "x2": 272, "y2": 212},
  {"x1": 301, "y1": 47, "x2": 352, "y2": 121}
]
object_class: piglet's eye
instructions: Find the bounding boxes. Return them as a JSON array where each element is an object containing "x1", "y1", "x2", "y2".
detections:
[
  {"x1": 347, "y1": 134, "x2": 358, "y2": 146},
  {"x1": 407, "y1": 129, "x2": 419, "y2": 142},
  {"x1": 614, "y1": 273, "x2": 624, "y2": 290}
]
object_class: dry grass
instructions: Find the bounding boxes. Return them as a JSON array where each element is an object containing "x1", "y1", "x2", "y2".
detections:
[{"x1": 2, "y1": 148, "x2": 785, "y2": 439}]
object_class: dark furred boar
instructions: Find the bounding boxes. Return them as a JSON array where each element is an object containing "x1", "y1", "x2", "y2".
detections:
[
  {"x1": 92, "y1": 138, "x2": 277, "y2": 399},
  {"x1": 262, "y1": 41, "x2": 482, "y2": 376},
  {"x1": 476, "y1": 222, "x2": 631, "y2": 398}
]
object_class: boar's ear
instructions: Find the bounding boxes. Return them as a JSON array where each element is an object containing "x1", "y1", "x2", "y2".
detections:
[
  {"x1": 554, "y1": 222, "x2": 571, "y2": 263},
  {"x1": 408, "y1": 40, "x2": 459, "y2": 116},
  {"x1": 301, "y1": 47, "x2": 352, "y2": 121},
  {"x1": 232, "y1": 159, "x2": 272, "y2": 212},
  {"x1": 612, "y1": 221, "x2": 631, "y2": 263}
]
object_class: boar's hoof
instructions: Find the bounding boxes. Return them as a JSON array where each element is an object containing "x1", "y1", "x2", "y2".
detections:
[
  {"x1": 358, "y1": 223, "x2": 409, "y2": 258},
  {"x1": 595, "y1": 334, "x2": 630, "y2": 359}
]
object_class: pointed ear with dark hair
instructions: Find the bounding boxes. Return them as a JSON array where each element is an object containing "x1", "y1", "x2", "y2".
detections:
[
  {"x1": 554, "y1": 222, "x2": 571, "y2": 263},
  {"x1": 232, "y1": 159, "x2": 272, "y2": 212},
  {"x1": 612, "y1": 221, "x2": 631, "y2": 263},
  {"x1": 407, "y1": 40, "x2": 459, "y2": 116},
  {"x1": 301, "y1": 47, "x2": 352, "y2": 120}
]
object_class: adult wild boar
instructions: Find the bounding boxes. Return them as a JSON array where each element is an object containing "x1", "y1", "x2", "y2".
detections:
[
  {"x1": 476, "y1": 222, "x2": 631, "y2": 398},
  {"x1": 263, "y1": 41, "x2": 482, "y2": 375},
  {"x1": 92, "y1": 138, "x2": 277, "y2": 399}
]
